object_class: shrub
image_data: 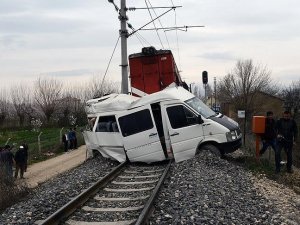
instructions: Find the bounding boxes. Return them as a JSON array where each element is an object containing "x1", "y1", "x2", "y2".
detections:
[{"x1": 0, "y1": 169, "x2": 30, "y2": 211}]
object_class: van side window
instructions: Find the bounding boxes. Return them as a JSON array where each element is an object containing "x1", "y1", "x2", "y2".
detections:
[
  {"x1": 96, "y1": 116, "x2": 118, "y2": 132},
  {"x1": 118, "y1": 109, "x2": 153, "y2": 137},
  {"x1": 167, "y1": 105, "x2": 198, "y2": 129}
]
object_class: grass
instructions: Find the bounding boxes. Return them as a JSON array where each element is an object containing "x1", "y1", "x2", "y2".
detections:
[{"x1": 0, "y1": 127, "x2": 85, "y2": 164}]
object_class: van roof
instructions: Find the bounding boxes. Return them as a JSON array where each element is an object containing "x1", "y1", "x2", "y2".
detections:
[
  {"x1": 85, "y1": 86, "x2": 194, "y2": 115},
  {"x1": 129, "y1": 86, "x2": 194, "y2": 108},
  {"x1": 85, "y1": 94, "x2": 138, "y2": 114}
]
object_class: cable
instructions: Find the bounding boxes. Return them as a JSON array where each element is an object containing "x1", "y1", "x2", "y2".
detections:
[
  {"x1": 128, "y1": 22, "x2": 152, "y2": 46},
  {"x1": 147, "y1": 0, "x2": 170, "y2": 49},
  {"x1": 100, "y1": 36, "x2": 120, "y2": 90},
  {"x1": 136, "y1": 32, "x2": 152, "y2": 46},
  {"x1": 145, "y1": 0, "x2": 164, "y2": 49},
  {"x1": 174, "y1": 9, "x2": 182, "y2": 72}
]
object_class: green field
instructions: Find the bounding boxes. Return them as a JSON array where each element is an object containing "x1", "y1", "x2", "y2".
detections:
[{"x1": 0, "y1": 128, "x2": 85, "y2": 164}]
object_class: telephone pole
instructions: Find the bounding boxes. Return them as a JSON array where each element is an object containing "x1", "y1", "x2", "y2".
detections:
[{"x1": 120, "y1": 0, "x2": 129, "y2": 94}]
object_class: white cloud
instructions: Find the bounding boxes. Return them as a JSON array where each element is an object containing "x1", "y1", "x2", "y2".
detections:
[{"x1": 0, "y1": 0, "x2": 299, "y2": 89}]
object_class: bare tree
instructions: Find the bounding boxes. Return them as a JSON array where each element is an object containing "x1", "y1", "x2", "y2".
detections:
[
  {"x1": 281, "y1": 80, "x2": 300, "y2": 115},
  {"x1": 191, "y1": 83, "x2": 212, "y2": 103},
  {"x1": 34, "y1": 77, "x2": 63, "y2": 124},
  {"x1": 0, "y1": 89, "x2": 10, "y2": 127},
  {"x1": 10, "y1": 84, "x2": 33, "y2": 126},
  {"x1": 218, "y1": 59, "x2": 272, "y2": 116},
  {"x1": 59, "y1": 76, "x2": 119, "y2": 126},
  {"x1": 84, "y1": 75, "x2": 120, "y2": 100}
]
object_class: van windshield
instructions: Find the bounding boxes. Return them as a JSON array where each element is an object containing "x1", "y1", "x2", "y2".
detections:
[{"x1": 185, "y1": 97, "x2": 216, "y2": 118}]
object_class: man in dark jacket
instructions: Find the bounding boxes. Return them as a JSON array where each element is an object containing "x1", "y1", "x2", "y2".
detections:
[
  {"x1": 259, "y1": 111, "x2": 280, "y2": 173},
  {"x1": 277, "y1": 111, "x2": 298, "y2": 173},
  {"x1": 62, "y1": 132, "x2": 69, "y2": 152},
  {"x1": 14, "y1": 145, "x2": 27, "y2": 179},
  {"x1": 22, "y1": 141, "x2": 29, "y2": 172},
  {"x1": 1, "y1": 145, "x2": 15, "y2": 179}
]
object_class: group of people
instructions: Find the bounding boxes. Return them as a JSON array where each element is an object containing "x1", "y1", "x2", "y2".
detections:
[
  {"x1": 0, "y1": 143, "x2": 28, "y2": 180},
  {"x1": 62, "y1": 127, "x2": 78, "y2": 152},
  {"x1": 259, "y1": 111, "x2": 298, "y2": 174}
]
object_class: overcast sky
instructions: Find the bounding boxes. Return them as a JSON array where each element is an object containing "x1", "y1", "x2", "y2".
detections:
[{"x1": 0, "y1": 0, "x2": 299, "y2": 90}]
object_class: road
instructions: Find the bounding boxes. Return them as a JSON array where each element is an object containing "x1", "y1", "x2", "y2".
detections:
[{"x1": 24, "y1": 146, "x2": 88, "y2": 188}]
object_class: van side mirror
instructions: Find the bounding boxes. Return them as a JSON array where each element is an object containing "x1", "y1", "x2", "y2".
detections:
[{"x1": 197, "y1": 115, "x2": 204, "y2": 124}]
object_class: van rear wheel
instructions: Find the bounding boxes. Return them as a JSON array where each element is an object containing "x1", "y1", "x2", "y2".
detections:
[{"x1": 200, "y1": 144, "x2": 221, "y2": 157}]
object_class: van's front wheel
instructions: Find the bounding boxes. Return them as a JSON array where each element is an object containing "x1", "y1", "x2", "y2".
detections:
[{"x1": 200, "y1": 144, "x2": 221, "y2": 157}]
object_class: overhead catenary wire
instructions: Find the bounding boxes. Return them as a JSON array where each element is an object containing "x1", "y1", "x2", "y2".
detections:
[
  {"x1": 128, "y1": 7, "x2": 177, "y2": 37},
  {"x1": 174, "y1": 9, "x2": 182, "y2": 72},
  {"x1": 145, "y1": 0, "x2": 164, "y2": 49},
  {"x1": 100, "y1": 36, "x2": 120, "y2": 90},
  {"x1": 127, "y1": 22, "x2": 152, "y2": 47},
  {"x1": 147, "y1": 0, "x2": 170, "y2": 49}
]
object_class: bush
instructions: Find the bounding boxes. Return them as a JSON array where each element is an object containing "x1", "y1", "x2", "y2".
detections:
[{"x1": 0, "y1": 169, "x2": 30, "y2": 211}]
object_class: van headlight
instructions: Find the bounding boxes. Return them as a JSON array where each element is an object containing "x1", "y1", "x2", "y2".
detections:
[{"x1": 226, "y1": 130, "x2": 237, "y2": 142}]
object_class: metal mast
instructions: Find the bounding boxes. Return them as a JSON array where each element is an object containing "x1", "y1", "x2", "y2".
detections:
[{"x1": 120, "y1": 0, "x2": 128, "y2": 94}]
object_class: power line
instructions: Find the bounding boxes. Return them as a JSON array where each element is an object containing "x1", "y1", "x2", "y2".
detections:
[
  {"x1": 100, "y1": 36, "x2": 120, "y2": 90},
  {"x1": 127, "y1": 22, "x2": 152, "y2": 46},
  {"x1": 174, "y1": 9, "x2": 182, "y2": 72},
  {"x1": 128, "y1": 7, "x2": 178, "y2": 37},
  {"x1": 147, "y1": 0, "x2": 170, "y2": 49},
  {"x1": 145, "y1": 0, "x2": 164, "y2": 49}
]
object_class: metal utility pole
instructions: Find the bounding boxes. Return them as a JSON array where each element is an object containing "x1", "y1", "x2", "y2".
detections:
[
  {"x1": 120, "y1": 0, "x2": 129, "y2": 94},
  {"x1": 214, "y1": 77, "x2": 217, "y2": 110}
]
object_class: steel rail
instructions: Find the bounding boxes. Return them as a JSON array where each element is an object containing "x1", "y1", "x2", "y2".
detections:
[
  {"x1": 40, "y1": 161, "x2": 128, "y2": 225},
  {"x1": 135, "y1": 160, "x2": 172, "y2": 225}
]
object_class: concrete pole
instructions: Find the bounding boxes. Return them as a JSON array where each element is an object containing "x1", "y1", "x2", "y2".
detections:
[
  {"x1": 214, "y1": 77, "x2": 217, "y2": 110},
  {"x1": 120, "y1": 0, "x2": 129, "y2": 94}
]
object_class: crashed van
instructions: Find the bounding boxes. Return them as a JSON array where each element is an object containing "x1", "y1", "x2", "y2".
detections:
[{"x1": 83, "y1": 86, "x2": 242, "y2": 163}]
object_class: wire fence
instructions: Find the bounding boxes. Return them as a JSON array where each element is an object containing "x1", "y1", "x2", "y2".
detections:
[{"x1": 0, "y1": 127, "x2": 85, "y2": 165}]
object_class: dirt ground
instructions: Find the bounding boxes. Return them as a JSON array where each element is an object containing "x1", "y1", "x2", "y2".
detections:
[{"x1": 20, "y1": 146, "x2": 88, "y2": 188}]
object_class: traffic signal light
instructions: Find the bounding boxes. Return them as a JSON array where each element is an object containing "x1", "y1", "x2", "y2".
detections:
[{"x1": 202, "y1": 71, "x2": 208, "y2": 84}]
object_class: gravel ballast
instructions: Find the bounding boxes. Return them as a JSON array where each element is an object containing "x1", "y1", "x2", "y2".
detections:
[
  {"x1": 0, "y1": 151, "x2": 299, "y2": 225},
  {"x1": 0, "y1": 157, "x2": 118, "y2": 225},
  {"x1": 149, "y1": 152, "x2": 300, "y2": 225}
]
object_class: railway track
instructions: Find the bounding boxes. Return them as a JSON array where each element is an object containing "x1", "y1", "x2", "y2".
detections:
[{"x1": 39, "y1": 160, "x2": 172, "y2": 225}]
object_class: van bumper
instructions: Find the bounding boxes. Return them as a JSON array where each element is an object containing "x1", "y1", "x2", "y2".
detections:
[{"x1": 220, "y1": 138, "x2": 242, "y2": 153}]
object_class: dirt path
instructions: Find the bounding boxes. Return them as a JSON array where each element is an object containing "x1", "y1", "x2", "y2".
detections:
[{"x1": 23, "y1": 146, "x2": 88, "y2": 188}]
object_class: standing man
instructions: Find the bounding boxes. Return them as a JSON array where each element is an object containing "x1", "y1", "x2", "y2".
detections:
[
  {"x1": 14, "y1": 146, "x2": 27, "y2": 179},
  {"x1": 277, "y1": 111, "x2": 298, "y2": 173},
  {"x1": 73, "y1": 127, "x2": 78, "y2": 149},
  {"x1": 2, "y1": 145, "x2": 15, "y2": 179},
  {"x1": 68, "y1": 128, "x2": 75, "y2": 150},
  {"x1": 259, "y1": 111, "x2": 280, "y2": 173},
  {"x1": 62, "y1": 131, "x2": 69, "y2": 152},
  {"x1": 22, "y1": 141, "x2": 29, "y2": 172}
]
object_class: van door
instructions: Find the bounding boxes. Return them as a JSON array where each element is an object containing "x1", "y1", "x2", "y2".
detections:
[
  {"x1": 117, "y1": 106, "x2": 166, "y2": 163},
  {"x1": 162, "y1": 103, "x2": 204, "y2": 162},
  {"x1": 94, "y1": 115, "x2": 127, "y2": 162}
]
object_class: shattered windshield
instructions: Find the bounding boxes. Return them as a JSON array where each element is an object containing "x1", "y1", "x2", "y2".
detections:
[{"x1": 185, "y1": 97, "x2": 216, "y2": 119}]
